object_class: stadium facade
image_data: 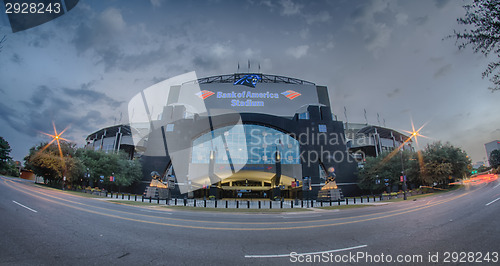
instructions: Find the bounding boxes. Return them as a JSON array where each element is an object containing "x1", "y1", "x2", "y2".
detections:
[{"x1": 85, "y1": 73, "x2": 413, "y2": 199}]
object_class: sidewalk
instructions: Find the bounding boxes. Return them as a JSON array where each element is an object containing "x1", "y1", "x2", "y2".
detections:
[{"x1": 87, "y1": 190, "x2": 415, "y2": 210}]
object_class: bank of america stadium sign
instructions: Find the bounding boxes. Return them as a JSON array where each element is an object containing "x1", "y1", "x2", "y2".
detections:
[{"x1": 195, "y1": 89, "x2": 301, "y2": 107}]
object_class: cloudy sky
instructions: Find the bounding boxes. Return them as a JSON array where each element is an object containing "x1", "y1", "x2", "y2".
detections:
[{"x1": 0, "y1": 0, "x2": 498, "y2": 164}]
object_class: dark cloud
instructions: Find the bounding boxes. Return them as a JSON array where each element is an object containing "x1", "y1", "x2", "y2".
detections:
[
  {"x1": 0, "y1": 101, "x2": 23, "y2": 133},
  {"x1": 415, "y1": 15, "x2": 428, "y2": 25},
  {"x1": 28, "y1": 85, "x2": 54, "y2": 106},
  {"x1": 27, "y1": 30, "x2": 55, "y2": 48},
  {"x1": 95, "y1": 46, "x2": 125, "y2": 71},
  {"x1": 434, "y1": 0, "x2": 451, "y2": 9},
  {"x1": 386, "y1": 88, "x2": 401, "y2": 98},
  {"x1": 11, "y1": 53, "x2": 22, "y2": 64},
  {"x1": 62, "y1": 87, "x2": 123, "y2": 108},
  {"x1": 433, "y1": 64, "x2": 452, "y2": 79},
  {"x1": 192, "y1": 55, "x2": 221, "y2": 71}
]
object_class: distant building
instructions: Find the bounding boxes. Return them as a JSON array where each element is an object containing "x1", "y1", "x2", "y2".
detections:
[
  {"x1": 485, "y1": 140, "x2": 500, "y2": 166},
  {"x1": 345, "y1": 122, "x2": 413, "y2": 163},
  {"x1": 472, "y1": 161, "x2": 486, "y2": 169},
  {"x1": 85, "y1": 124, "x2": 136, "y2": 159}
]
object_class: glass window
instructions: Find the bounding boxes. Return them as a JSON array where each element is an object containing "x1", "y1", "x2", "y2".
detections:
[
  {"x1": 191, "y1": 124, "x2": 300, "y2": 164},
  {"x1": 318, "y1": 124, "x2": 327, "y2": 133},
  {"x1": 298, "y1": 112, "x2": 310, "y2": 120}
]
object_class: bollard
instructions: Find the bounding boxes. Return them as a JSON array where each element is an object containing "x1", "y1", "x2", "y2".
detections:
[
  {"x1": 226, "y1": 200, "x2": 228, "y2": 208},
  {"x1": 367, "y1": 196, "x2": 369, "y2": 202},
  {"x1": 175, "y1": 198, "x2": 177, "y2": 205},
  {"x1": 330, "y1": 200, "x2": 332, "y2": 206},
  {"x1": 149, "y1": 197, "x2": 152, "y2": 203},
  {"x1": 122, "y1": 193, "x2": 124, "y2": 200},
  {"x1": 157, "y1": 197, "x2": 159, "y2": 204},
  {"x1": 111, "y1": 192, "x2": 113, "y2": 198},
  {"x1": 373, "y1": 195, "x2": 376, "y2": 202},
  {"x1": 142, "y1": 196, "x2": 144, "y2": 202},
  {"x1": 301, "y1": 200, "x2": 304, "y2": 208},
  {"x1": 291, "y1": 200, "x2": 293, "y2": 208},
  {"x1": 204, "y1": 199, "x2": 206, "y2": 208},
  {"x1": 135, "y1": 195, "x2": 137, "y2": 201},
  {"x1": 321, "y1": 201, "x2": 323, "y2": 207},
  {"x1": 346, "y1": 198, "x2": 348, "y2": 205},
  {"x1": 247, "y1": 201, "x2": 250, "y2": 209},
  {"x1": 128, "y1": 193, "x2": 130, "y2": 200},
  {"x1": 166, "y1": 199, "x2": 168, "y2": 205},
  {"x1": 259, "y1": 201, "x2": 261, "y2": 209},
  {"x1": 338, "y1": 199, "x2": 341, "y2": 206},
  {"x1": 360, "y1": 197, "x2": 363, "y2": 203},
  {"x1": 280, "y1": 200, "x2": 283, "y2": 209},
  {"x1": 215, "y1": 200, "x2": 217, "y2": 208},
  {"x1": 194, "y1": 199, "x2": 196, "y2": 207},
  {"x1": 354, "y1": 197, "x2": 356, "y2": 204},
  {"x1": 380, "y1": 194, "x2": 382, "y2": 201},
  {"x1": 184, "y1": 198, "x2": 187, "y2": 206},
  {"x1": 270, "y1": 201, "x2": 272, "y2": 209},
  {"x1": 236, "y1": 201, "x2": 239, "y2": 208}
]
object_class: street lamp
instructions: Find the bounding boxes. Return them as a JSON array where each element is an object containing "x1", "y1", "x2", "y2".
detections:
[{"x1": 400, "y1": 148, "x2": 407, "y2": 200}]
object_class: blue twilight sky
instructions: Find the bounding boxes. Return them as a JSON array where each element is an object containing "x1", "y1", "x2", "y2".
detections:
[{"x1": 0, "y1": 0, "x2": 498, "y2": 164}]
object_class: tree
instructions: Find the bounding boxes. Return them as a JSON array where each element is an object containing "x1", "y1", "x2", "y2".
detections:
[
  {"x1": 420, "y1": 142, "x2": 470, "y2": 186},
  {"x1": 358, "y1": 150, "x2": 418, "y2": 193},
  {"x1": 449, "y1": 0, "x2": 500, "y2": 91},
  {"x1": 0, "y1": 136, "x2": 19, "y2": 177},
  {"x1": 490, "y1": 149, "x2": 500, "y2": 168},
  {"x1": 75, "y1": 149, "x2": 142, "y2": 191},
  {"x1": 0, "y1": 136, "x2": 12, "y2": 163},
  {"x1": 24, "y1": 141, "x2": 82, "y2": 186}
]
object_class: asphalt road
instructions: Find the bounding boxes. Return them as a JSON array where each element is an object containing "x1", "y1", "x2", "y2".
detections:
[{"x1": 1, "y1": 175, "x2": 499, "y2": 266}]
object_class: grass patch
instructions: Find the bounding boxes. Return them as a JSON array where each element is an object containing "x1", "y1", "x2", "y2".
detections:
[
  {"x1": 109, "y1": 200, "x2": 154, "y2": 206},
  {"x1": 382, "y1": 185, "x2": 463, "y2": 202},
  {"x1": 316, "y1": 204, "x2": 374, "y2": 210},
  {"x1": 61, "y1": 190, "x2": 107, "y2": 199},
  {"x1": 164, "y1": 205, "x2": 312, "y2": 213},
  {"x1": 110, "y1": 200, "x2": 312, "y2": 212}
]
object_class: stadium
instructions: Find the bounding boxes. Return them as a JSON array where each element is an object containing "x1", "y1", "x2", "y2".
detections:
[{"x1": 85, "y1": 72, "x2": 414, "y2": 199}]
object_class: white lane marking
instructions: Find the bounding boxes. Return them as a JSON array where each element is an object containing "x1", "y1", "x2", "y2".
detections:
[
  {"x1": 12, "y1": 200, "x2": 38, "y2": 213},
  {"x1": 245, "y1": 244, "x2": 368, "y2": 258},
  {"x1": 486, "y1": 197, "x2": 500, "y2": 206},
  {"x1": 493, "y1": 183, "x2": 500, "y2": 189}
]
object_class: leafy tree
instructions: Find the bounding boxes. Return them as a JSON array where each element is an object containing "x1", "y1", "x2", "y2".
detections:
[
  {"x1": 449, "y1": 0, "x2": 500, "y2": 91},
  {"x1": 420, "y1": 142, "x2": 470, "y2": 186},
  {"x1": 490, "y1": 149, "x2": 500, "y2": 168},
  {"x1": 358, "y1": 150, "x2": 418, "y2": 193},
  {"x1": 0, "y1": 136, "x2": 12, "y2": 163},
  {"x1": 358, "y1": 141, "x2": 470, "y2": 191},
  {"x1": 24, "y1": 141, "x2": 81, "y2": 186},
  {"x1": 75, "y1": 149, "x2": 142, "y2": 191},
  {"x1": 0, "y1": 136, "x2": 19, "y2": 177}
]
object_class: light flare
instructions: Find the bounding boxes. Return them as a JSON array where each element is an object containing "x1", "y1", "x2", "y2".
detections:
[
  {"x1": 38, "y1": 122, "x2": 71, "y2": 165},
  {"x1": 377, "y1": 119, "x2": 430, "y2": 171}
]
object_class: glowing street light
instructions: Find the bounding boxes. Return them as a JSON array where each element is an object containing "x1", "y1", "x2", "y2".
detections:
[{"x1": 39, "y1": 122, "x2": 71, "y2": 189}]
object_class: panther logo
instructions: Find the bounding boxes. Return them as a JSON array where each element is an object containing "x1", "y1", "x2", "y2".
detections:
[{"x1": 233, "y1": 74, "x2": 261, "y2": 88}]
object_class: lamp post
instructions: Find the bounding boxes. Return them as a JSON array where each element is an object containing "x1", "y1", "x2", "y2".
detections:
[{"x1": 400, "y1": 148, "x2": 407, "y2": 200}]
